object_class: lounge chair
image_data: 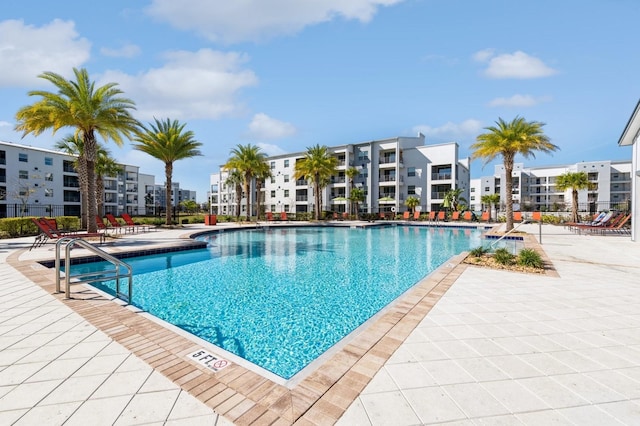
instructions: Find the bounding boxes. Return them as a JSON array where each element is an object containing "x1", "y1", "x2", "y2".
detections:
[
  {"x1": 280, "y1": 212, "x2": 288, "y2": 221},
  {"x1": 106, "y1": 213, "x2": 135, "y2": 233},
  {"x1": 437, "y1": 211, "x2": 445, "y2": 221},
  {"x1": 451, "y1": 211, "x2": 460, "y2": 221},
  {"x1": 480, "y1": 212, "x2": 490, "y2": 222},
  {"x1": 567, "y1": 211, "x2": 613, "y2": 232},
  {"x1": 513, "y1": 211, "x2": 523, "y2": 222},
  {"x1": 31, "y1": 217, "x2": 104, "y2": 250},
  {"x1": 266, "y1": 212, "x2": 274, "y2": 221},
  {"x1": 462, "y1": 211, "x2": 473, "y2": 221},
  {"x1": 428, "y1": 211, "x2": 436, "y2": 222},
  {"x1": 342, "y1": 212, "x2": 349, "y2": 220},
  {"x1": 575, "y1": 213, "x2": 628, "y2": 235},
  {"x1": 402, "y1": 211, "x2": 410, "y2": 220},
  {"x1": 532, "y1": 211, "x2": 542, "y2": 222},
  {"x1": 413, "y1": 211, "x2": 421, "y2": 220},
  {"x1": 121, "y1": 213, "x2": 150, "y2": 233}
]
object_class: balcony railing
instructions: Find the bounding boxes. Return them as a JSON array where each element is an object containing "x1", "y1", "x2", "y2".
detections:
[
  {"x1": 431, "y1": 191, "x2": 447, "y2": 199},
  {"x1": 296, "y1": 196, "x2": 308, "y2": 201},
  {"x1": 331, "y1": 176, "x2": 346, "y2": 184},
  {"x1": 431, "y1": 173, "x2": 452, "y2": 180},
  {"x1": 379, "y1": 175, "x2": 396, "y2": 182},
  {"x1": 296, "y1": 179, "x2": 307, "y2": 186}
]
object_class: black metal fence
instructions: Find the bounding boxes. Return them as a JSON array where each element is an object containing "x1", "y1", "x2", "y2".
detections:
[{"x1": 0, "y1": 203, "x2": 74, "y2": 219}]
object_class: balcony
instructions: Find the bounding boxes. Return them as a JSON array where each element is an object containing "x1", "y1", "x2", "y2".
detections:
[
  {"x1": 296, "y1": 195, "x2": 308, "y2": 202},
  {"x1": 296, "y1": 179, "x2": 307, "y2": 186},
  {"x1": 431, "y1": 191, "x2": 447, "y2": 199},
  {"x1": 330, "y1": 176, "x2": 346, "y2": 184},
  {"x1": 431, "y1": 172, "x2": 452, "y2": 180}
]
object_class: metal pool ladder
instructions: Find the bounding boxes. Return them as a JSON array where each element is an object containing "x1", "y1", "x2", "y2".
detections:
[{"x1": 55, "y1": 237, "x2": 133, "y2": 303}]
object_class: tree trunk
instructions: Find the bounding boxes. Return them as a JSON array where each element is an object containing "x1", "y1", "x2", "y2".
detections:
[
  {"x1": 235, "y1": 183, "x2": 242, "y2": 219},
  {"x1": 244, "y1": 181, "x2": 251, "y2": 221},
  {"x1": 572, "y1": 189, "x2": 579, "y2": 223},
  {"x1": 96, "y1": 177, "x2": 104, "y2": 218},
  {"x1": 84, "y1": 135, "x2": 98, "y2": 233},
  {"x1": 77, "y1": 156, "x2": 89, "y2": 230},
  {"x1": 314, "y1": 178, "x2": 321, "y2": 220},
  {"x1": 256, "y1": 180, "x2": 262, "y2": 220},
  {"x1": 165, "y1": 162, "x2": 173, "y2": 225},
  {"x1": 504, "y1": 154, "x2": 514, "y2": 232}
]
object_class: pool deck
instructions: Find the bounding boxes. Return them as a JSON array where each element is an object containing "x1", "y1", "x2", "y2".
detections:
[{"x1": 1, "y1": 221, "x2": 639, "y2": 425}]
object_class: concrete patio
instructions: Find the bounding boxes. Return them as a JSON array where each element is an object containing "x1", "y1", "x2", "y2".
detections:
[{"x1": 1, "y1": 222, "x2": 639, "y2": 425}]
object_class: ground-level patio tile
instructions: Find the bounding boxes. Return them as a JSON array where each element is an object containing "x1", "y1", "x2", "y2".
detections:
[
  {"x1": 0, "y1": 379, "x2": 62, "y2": 411},
  {"x1": 335, "y1": 398, "x2": 371, "y2": 426},
  {"x1": 597, "y1": 400, "x2": 640, "y2": 424},
  {"x1": 513, "y1": 376, "x2": 589, "y2": 409},
  {"x1": 441, "y1": 383, "x2": 510, "y2": 418},
  {"x1": 0, "y1": 409, "x2": 28, "y2": 425},
  {"x1": 40, "y1": 374, "x2": 110, "y2": 405},
  {"x1": 92, "y1": 369, "x2": 152, "y2": 398},
  {"x1": 384, "y1": 362, "x2": 437, "y2": 389},
  {"x1": 113, "y1": 389, "x2": 180, "y2": 425},
  {"x1": 0, "y1": 361, "x2": 48, "y2": 385},
  {"x1": 584, "y1": 370, "x2": 640, "y2": 399},
  {"x1": 455, "y1": 357, "x2": 510, "y2": 382},
  {"x1": 164, "y1": 414, "x2": 222, "y2": 426},
  {"x1": 554, "y1": 405, "x2": 625, "y2": 425},
  {"x1": 359, "y1": 391, "x2": 420, "y2": 426},
  {"x1": 360, "y1": 367, "x2": 398, "y2": 394},
  {"x1": 63, "y1": 395, "x2": 133, "y2": 426},
  {"x1": 514, "y1": 409, "x2": 574, "y2": 425},
  {"x1": 474, "y1": 414, "x2": 526, "y2": 425},
  {"x1": 13, "y1": 401, "x2": 81, "y2": 426},
  {"x1": 552, "y1": 373, "x2": 627, "y2": 404},
  {"x1": 480, "y1": 380, "x2": 550, "y2": 412},
  {"x1": 418, "y1": 359, "x2": 475, "y2": 385},
  {"x1": 403, "y1": 386, "x2": 467, "y2": 424},
  {"x1": 484, "y1": 355, "x2": 542, "y2": 379}
]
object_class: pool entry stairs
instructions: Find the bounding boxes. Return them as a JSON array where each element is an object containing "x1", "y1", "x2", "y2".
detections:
[{"x1": 54, "y1": 237, "x2": 133, "y2": 303}]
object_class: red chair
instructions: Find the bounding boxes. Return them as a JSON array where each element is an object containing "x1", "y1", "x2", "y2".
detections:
[
  {"x1": 106, "y1": 213, "x2": 135, "y2": 233},
  {"x1": 413, "y1": 211, "x2": 421, "y2": 220},
  {"x1": 451, "y1": 211, "x2": 460, "y2": 221},
  {"x1": 121, "y1": 213, "x2": 150, "y2": 232},
  {"x1": 437, "y1": 211, "x2": 445, "y2": 221},
  {"x1": 428, "y1": 211, "x2": 436, "y2": 221},
  {"x1": 402, "y1": 211, "x2": 410, "y2": 220},
  {"x1": 280, "y1": 212, "x2": 288, "y2": 221},
  {"x1": 266, "y1": 212, "x2": 274, "y2": 221},
  {"x1": 481, "y1": 212, "x2": 490, "y2": 222},
  {"x1": 31, "y1": 217, "x2": 104, "y2": 250},
  {"x1": 513, "y1": 211, "x2": 523, "y2": 222}
]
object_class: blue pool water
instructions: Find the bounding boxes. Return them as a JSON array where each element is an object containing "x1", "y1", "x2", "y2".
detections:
[{"x1": 73, "y1": 225, "x2": 484, "y2": 379}]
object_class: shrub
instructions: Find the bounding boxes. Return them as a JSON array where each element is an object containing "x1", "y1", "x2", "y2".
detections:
[
  {"x1": 0, "y1": 217, "x2": 39, "y2": 237},
  {"x1": 469, "y1": 246, "x2": 489, "y2": 257},
  {"x1": 517, "y1": 248, "x2": 544, "y2": 269},
  {"x1": 493, "y1": 247, "x2": 515, "y2": 265}
]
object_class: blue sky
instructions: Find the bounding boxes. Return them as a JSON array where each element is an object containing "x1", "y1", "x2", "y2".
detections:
[{"x1": 1, "y1": 0, "x2": 637, "y2": 201}]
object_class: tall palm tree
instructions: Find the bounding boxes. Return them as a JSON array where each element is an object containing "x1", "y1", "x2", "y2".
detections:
[
  {"x1": 471, "y1": 116, "x2": 558, "y2": 231},
  {"x1": 15, "y1": 68, "x2": 139, "y2": 233},
  {"x1": 443, "y1": 188, "x2": 467, "y2": 212},
  {"x1": 555, "y1": 171, "x2": 590, "y2": 223},
  {"x1": 481, "y1": 193, "x2": 500, "y2": 222},
  {"x1": 294, "y1": 144, "x2": 338, "y2": 220},
  {"x1": 95, "y1": 148, "x2": 121, "y2": 218},
  {"x1": 132, "y1": 118, "x2": 202, "y2": 226},
  {"x1": 225, "y1": 169, "x2": 244, "y2": 220},
  {"x1": 54, "y1": 134, "x2": 89, "y2": 228},
  {"x1": 224, "y1": 144, "x2": 268, "y2": 221},
  {"x1": 254, "y1": 163, "x2": 273, "y2": 220},
  {"x1": 345, "y1": 167, "x2": 360, "y2": 215}
]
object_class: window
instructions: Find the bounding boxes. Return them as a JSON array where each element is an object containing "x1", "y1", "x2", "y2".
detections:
[
  {"x1": 19, "y1": 153, "x2": 28, "y2": 162},
  {"x1": 358, "y1": 150, "x2": 369, "y2": 161},
  {"x1": 408, "y1": 185, "x2": 416, "y2": 195},
  {"x1": 284, "y1": 174, "x2": 289, "y2": 183},
  {"x1": 484, "y1": 187, "x2": 490, "y2": 192},
  {"x1": 270, "y1": 161, "x2": 275, "y2": 170},
  {"x1": 44, "y1": 157, "x2": 53, "y2": 166},
  {"x1": 0, "y1": 150, "x2": 5, "y2": 165},
  {"x1": 270, "y1": 177, "x2": 275, "y2": 184},
  {"x1": 359, "y1": 167, "x2": 368, "y2": 178},
  {"x1": 270, "y1": 190, "x2": 276, "y2": 197},
  {"x1": 284, "y1": 160, "x2": 289, "y2": 167},
  {"x1": 45, "y1": 172, "x2": 53, "y2": 181},
  {"x1": 284, "y1": 190, "x2": 289, "y2": 197},
  {"x1": 407, "y1": 167, "x2": 416, "y2": 177},
  {"x1": 284, "y1": 205, "x2": 289, "y2": 212},
  {"x1": 470, "y1": 196, "x2": 475, "y2": 201},
  {"x1": 19, "y1": 170, "x2": 29, "y2": 179},
  {"x1": 45, "y1": 188, "x2": 53, "y2": 197}
]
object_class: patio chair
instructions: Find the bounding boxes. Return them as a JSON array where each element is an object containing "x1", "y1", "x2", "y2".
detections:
[
  {"x1": 280, "y1": 212, "x2": 288, "y2": 221},
  {"x1": 413, "y1": 211, "x2": 421, "y2": 220},
  {"x1": 402, "y1": 211, "x2": 410, "y2": 220},
  {"x1": 513, "y1": 211, "x2": 523, "y2": 222},
  {"x1": 30, "y1": 217, "x2": 104, "y2": 250},
  {"x1": 121, "y1": 213, "x2": 150, "y2": 233},
  {"x1": 451, "y1": 211, "x2": 460, "y2": 221},
  {"x1": 342, "y1": 212, "x2": 349, "y2": 220},
  {"x1": 462, "y1": 211, "x2": 473, "y2": 221},
  {"x1": 437, "y1": 211, "x2": 446, "y2": 221},
  {"x1": 266, "y1": 212, "x2": 274, "y2": 221},
  {"x1": 428, "y1": 211, "x2": 436, "y2": 222},
  {"x1": 480, "y1": 211, "x2": 490, "y2": 222},
  {"x1": 106, "y1": 213, "x2": 135, "y2": 233}
]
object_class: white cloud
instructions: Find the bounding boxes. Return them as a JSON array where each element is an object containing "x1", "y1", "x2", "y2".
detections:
[
  {"x1": 0, "y1": 121, "x2": 11, "y2": 127},
  {"x1": 256, "y1": 142, "x2": 287, "y2": 156},
  {"x1": 247, "y1": 113, "x2": 296, "y2": 140},
  {"x1": 0, "y1": 19, "x2": 90, "y2": 87},
  {"x1": 478, "y1": 50, "x2": 557, "y2": 79},
  {"x1": 488, "y1": 94, "x2": 552, "y2": 108},
  {"x1": 100, "y1": 43, "x2": 141, "y2": 58},
  {"x1": 100, "y1": 49, "x2": 258, "y2": 121},
  {"x1": 146, "y1": 0, "x2": 404, "y2": 43},
  {"x1": 472, "y1": 48, "x2": 495, "y2": 63},
  {"x1": 413, "y1": 119, "x2": 483, "y2": 140}
]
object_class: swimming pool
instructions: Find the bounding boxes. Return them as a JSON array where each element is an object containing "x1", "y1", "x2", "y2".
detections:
[{"x1": 73, "y1": 225, "x2": 485, "y2": 379}]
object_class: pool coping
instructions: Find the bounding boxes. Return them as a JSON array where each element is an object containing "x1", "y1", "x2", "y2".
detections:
[{"x1": 8, "y1": 224, "x2": 553, "y2": 425}]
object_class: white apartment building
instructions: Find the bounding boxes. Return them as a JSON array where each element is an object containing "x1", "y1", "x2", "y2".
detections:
[
  {"x1": 0, "y1": 140, "x2": 186, "y2": 218},
  {"x1": 210, "y1": 134, "x2": 470, "y2": 216},
  {"x1": 469, "y1": 160, "x2": 632, "y2": 214},
  {"x1": 144, "y1": 181, "x2": 198, "y2": 215}
]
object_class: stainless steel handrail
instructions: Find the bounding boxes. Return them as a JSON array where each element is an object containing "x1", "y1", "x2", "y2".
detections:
[
  {"x1": 489, "y1": 220, "x2": 528, "y2": 249},
  {"x1": 55, "y1": 238, "x2": 133, "y2": 303}
]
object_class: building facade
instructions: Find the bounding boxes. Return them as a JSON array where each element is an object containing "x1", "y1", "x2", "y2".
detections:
[
  {"x1": 469, "y1": 160, "x2": 632, "y2": 214},
  {"x1": 210, "y1": 134, "x2": 470, "y2": 216},
  {"x1": 0, "y1": 140, "x2": 194, "y2": 219},
  {"x1": 618, "y1": 100, "x2": 640, "y2": 242}
]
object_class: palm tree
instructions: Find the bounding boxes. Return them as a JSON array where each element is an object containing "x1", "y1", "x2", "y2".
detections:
[
  {"x1": 224, "y1": 144, "x2": 268, "y2": 221},
  {"x1": 132, "y1": 118, "x2": 202, "y2": 226},
  {"x1": 471, "y1": 116, "x2": 558, "y2": 231},
  {"x1": 225, "y1": 169, "x2": 244, "y2": 220},
  {"x1": 95, "y1": 148, "x2": 121, "y2": 218},
  {"x1": 294, "y1": 144, "x2": 338, "y2": 220},
  {"x1": 555, "y1": 171, "x2": 590, "y2": 223},
  {"x1": 54, "y1": 134, "x2": 89, "y2": 228},
  {"x1": 345, "y1": 167, "x2": 359, "y2": 215},
  {"x1": 443, "y1": 188, "x2": 467, "y2": 212},
  {"x1": 15, "y1": 68, "x2": 139, "y2": 233},
  {"x1": 349, "y1": 187, "x2": 365, "y2": 218},
  {"x1": 481, "y1": 193, "x2": 500, "y2": 221},
  {"x1": 405, "y1": 195, "x2": 420, "y2": 214},
  {"x1": 254, "y1": 163, "x2": 273, "y2": 220}
]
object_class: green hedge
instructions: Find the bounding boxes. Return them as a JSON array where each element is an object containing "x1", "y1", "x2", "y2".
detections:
[{"x1": 0, "y1": 216, "x2": 81, "y2": 238}]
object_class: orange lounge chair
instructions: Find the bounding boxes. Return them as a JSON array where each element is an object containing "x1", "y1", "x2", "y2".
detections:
[
  {"x1": 481, "y1": 211, "x2": 490, "y2": 222},
  {"x1": 428, "y1": 211, "x2": 436, "y2": 221},
  {"x1": 532, "y1": 211, "x2": 542, "y2": 221},
  {"x1": 121, "y1": 213, "x2": 150, "y2": 232},
  {"x1": 413, "y1": 211, "x2": 420, "y2": 220},
  {"x1": 280, "y1": 211, "x2": 287, "y2": 221},
  {"x1": 462, "y1": 211, "x2": 472, "y2": 221},
  {"x1": 265, "y1": 212, "x2": 274, "y2": 221},
  {"x1": 342, "y1": 212, "x2": 349, "y2": 220},
  {"x1": 513, "y1": 211, "x2": 523, "y2": 222},
  {"x1": 402, "y1": 211, "x2": 410, "y2": 220},
  {"x1": 437, "y1": 211, "x2": 445, "y2": 221},
  {"x1": 451, "y1": 211, "x2": 460, "y2": 221}
]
